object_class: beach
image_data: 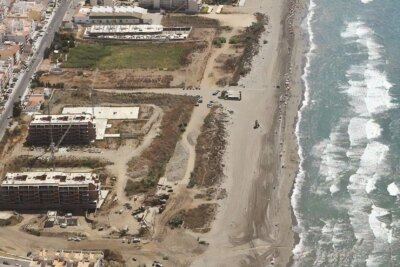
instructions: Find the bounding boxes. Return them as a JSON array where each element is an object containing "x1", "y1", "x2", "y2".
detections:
[{"x1": 191, "y1": 0, "x2": 308, "y2": 266}]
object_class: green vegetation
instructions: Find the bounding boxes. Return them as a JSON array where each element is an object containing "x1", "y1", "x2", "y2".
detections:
[
  {"x1": 200, "y1": 5, "x2": 209, "y2": 13},
  {"x1": 12, "y1": 101, "x2": 22, "y2": 118},
  {"x1": 168, "y1": 214, "x2": 183, "y2": 227},
  {"x1": 62, "y1": 43, "x2": 193, "y2": 69},
  {"x1": 212, "y1": 37, "x2": 226, "y2": 48},
  {"x1": 44, "y1": 32, "x2": 75, "y2": 59},
  {"x1": 229, "y1": 35, "x2": 241, "y2": 44}
]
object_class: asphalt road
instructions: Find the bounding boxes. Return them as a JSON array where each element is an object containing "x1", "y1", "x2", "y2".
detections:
[{"x1": 0, "y1": 0, "x2": 71, "y2": 140}]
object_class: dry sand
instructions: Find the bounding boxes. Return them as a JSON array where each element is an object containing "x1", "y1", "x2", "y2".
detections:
[{"x1": 191, "y1": 0, "x2": 308, "y2": 266}]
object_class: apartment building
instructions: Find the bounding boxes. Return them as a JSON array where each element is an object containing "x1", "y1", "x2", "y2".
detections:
[
  {"x1": 0, "y1": 58, "x2": 13, "y2": 91},
  {"x1": 0, "y1": 172, "x2": 101, "y2": 210},
  {"x1": 0, "y1": 250, "x2": 104, "y2": 267},
  {"x1": 3, "y1": 18, "x2": 36, "y2": 45},
  {"x1": 26, "y1": 114, "x2": 96, "y2": 145},
  {"x1": 73, "y1": 6, "x2": 152, "y2": 24}
]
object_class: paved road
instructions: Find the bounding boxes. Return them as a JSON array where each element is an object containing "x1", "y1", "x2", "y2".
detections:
[{"x1": 0, "y1": 0, "x2": 71, "y2": 140}]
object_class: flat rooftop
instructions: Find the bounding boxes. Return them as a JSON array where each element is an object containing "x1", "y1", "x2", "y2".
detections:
[
  {"x1": 91, "y1": 5, "x2": 147, "y2": 15},
  {"x1": 62, "y1": 106, "x2": 139, "y2": 120},
  {"x1": 31, "y1": 114, "x2": 94, "y2": 125},
  {"x1": 33, "y1": 250, "x2": 103, "y2": 267},
  {"x1": 62, "y1": 107, "x2": 139, "y2": 140},
  {"x1": 87, "y1": 24, "x2": 163, "y2": 34},
  {"x1": 2, "y1": 172, "x2": 99, "y2": 186}
]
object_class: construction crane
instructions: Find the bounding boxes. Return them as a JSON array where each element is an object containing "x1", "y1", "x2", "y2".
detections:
[
  {"x1": 29, "y1": 103, "x2": 74, "y2": 170},
  {"x1": 89, "y1": 68, "x2": 98, "y2": 118},
  {"x1": 30, "y1": 70, "x2": 98, "y2": 170}
]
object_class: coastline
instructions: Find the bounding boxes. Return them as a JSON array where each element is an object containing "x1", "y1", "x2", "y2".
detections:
[
  {"x1": 191, "y1": 0, "x2": 310, "y2": 265},
  {"x1": 290, "y1": 0, "x2": 314, "y2": 262}
]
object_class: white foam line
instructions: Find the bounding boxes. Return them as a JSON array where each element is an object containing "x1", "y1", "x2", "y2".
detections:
[{"x1": 291, "y1": 0, "x2": 317, "y2": 262}]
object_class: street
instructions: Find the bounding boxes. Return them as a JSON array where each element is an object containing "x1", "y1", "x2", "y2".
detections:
[{"x1": 0, "y1": 0, "x2": 72, "y2": 140}]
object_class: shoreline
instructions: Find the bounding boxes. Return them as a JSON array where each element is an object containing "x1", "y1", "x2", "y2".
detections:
[{"x1": 290, "y1": 0, "x2": 314, "y2": 262}]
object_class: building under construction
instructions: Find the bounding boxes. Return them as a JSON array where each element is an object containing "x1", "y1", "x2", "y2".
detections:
[
  {"x1": 0, "y1": 172, "x2": 101, "y2": 210},
  {"x1": 26, "y1": 114, "x2": 96, "y2": 146}
]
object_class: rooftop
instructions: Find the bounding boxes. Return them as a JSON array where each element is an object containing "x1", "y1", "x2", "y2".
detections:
[
  {"x1": 2, "y1": 172, "x2": 99, "y2": 186},
  {"x1": 30, "y1": 114, "x2": 94, "y2": 125},
  {"x1": 87, "y1": 24, "x2": 163, "y2": 34},
  {"x1": 91, "y1": 5, "x2": 147, "y2": 15},
  {"x1": 0, "y1": 43, "x2": 20, "y2": 60},
  {"x1": 62, "y1": 106, "x2": 139, "y2": 120},
  {"x1": 62, "y1": 106, "x2": 139, "y2": 140}
]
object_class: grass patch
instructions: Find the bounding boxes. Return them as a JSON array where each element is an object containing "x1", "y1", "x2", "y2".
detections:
[{"x1": 62, "y1": 43, "x2": 194, "y2": 69}]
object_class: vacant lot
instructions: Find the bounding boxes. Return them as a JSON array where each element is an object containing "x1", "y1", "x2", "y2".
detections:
[
  {"x1": 7, "y1": 156, "x2": 112, "y2": 172},
  {"x1": 169, "y1": 203, "x2": 218, "y2": 233},
  {"x1": 125, "y1": 94, "x2": 195, "y2": 195},
  {"x1": 62, "y1": 43, "x2": 194, "y2": 70}
]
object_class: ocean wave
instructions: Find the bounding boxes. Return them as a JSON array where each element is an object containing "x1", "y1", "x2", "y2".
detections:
[
  {"x1": 291, "y1": 0, "x2": 317, "y2": 262},
  {"x1": 366, "y1": 205, "x2": 393, "y2": 266},
  {"x1": 319, "y1": 119, "x2": 349, "y2": 195},
  {"x1": 342, "y1": 21, "x2": 394, "y2": 115}
]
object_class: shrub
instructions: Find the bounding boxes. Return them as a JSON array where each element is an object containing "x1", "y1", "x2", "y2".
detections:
[
  {"x1": 229, "y1": 35, "x2": 241, "y2": 44},
  {"x1": 168, "y1": 214, "x2": 183, "y2": 227},
  {"x1": 212, "y1": 37, "x2": 226, "y2": 48}
]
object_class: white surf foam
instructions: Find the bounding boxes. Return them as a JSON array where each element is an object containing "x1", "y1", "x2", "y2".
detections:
[
  {"x1": 348, "y1": 117, "x2": 369, "y2": 146},
  {"x1": 366, "y1": 120, "x2": 381, "y2": 139},
  {"x1": 291, "y1": 0, "x2": 317, "y2": 262},
  {"x1": 348, "y1": 141, "x2": 388, "y2": 194},
  {"x1": 319, "y1": 120, "x2": 349, "y2": 195},
  {"x1": 369, "y1": 205, "x2": 391, "y2": 242},
  {"x1": 342, "y1": 21, "x2": 394, "y2": 116},
  {"x1": 361, "y1": 0, "x2": 374, "y2": 3},
  {"x1": 364, "y1": 66, "x2": 394, "y2": 114},
  {"x1": 387, "y1": 182, "x2": 400, "y2": 196}
]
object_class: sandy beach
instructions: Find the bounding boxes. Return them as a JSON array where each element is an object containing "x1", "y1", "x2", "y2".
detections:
[{"x1": 191, "y1": 0, "x2": 308, "y2": 266}]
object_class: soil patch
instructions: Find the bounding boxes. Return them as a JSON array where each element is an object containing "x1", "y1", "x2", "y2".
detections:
[{"x1": 188, "y1": 106, "x2": 227, "y2": 188}]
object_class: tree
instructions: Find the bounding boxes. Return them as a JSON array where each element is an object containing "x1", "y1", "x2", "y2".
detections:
[{"x1": 13, "y1": 101, "x2": 22, "y2": 118}]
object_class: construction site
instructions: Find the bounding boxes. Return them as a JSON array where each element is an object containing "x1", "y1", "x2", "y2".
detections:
[{"x1": 0, "y1": 0, "x2": 271, "y2": 265}]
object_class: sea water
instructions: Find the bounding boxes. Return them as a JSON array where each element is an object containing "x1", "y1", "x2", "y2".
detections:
[{"x1": 292, "y1": 0, "x2": 400, "y2": 266}]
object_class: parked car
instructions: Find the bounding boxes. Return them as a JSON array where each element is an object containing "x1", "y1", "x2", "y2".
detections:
[
  {"x1": 131, "y1": 238, "x2": 141, "y2": 243},
  {"x1": 212, "y1": 90, "x2": 220, "y2": 96}
]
